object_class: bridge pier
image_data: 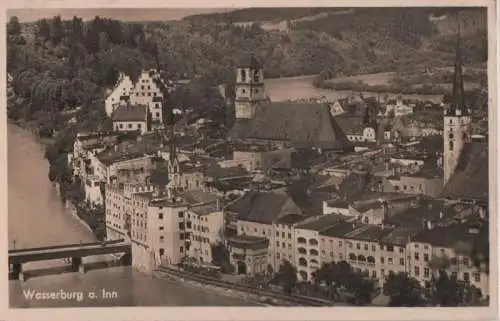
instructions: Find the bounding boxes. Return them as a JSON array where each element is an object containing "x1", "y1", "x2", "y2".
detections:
[
  {"x1": 71, "y1": 257, "x2": 85, "y2": 274},
  {"x1": 11, "y1": 263, "x2": 23, "y2": 281}
]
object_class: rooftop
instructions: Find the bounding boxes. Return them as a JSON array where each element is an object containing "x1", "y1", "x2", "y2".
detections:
[
  {"x1": 112, "y1": 104, "x2": 148, "y2": 122},
  {"x1": 343, "y1": 224, "x2": 391, "y2": 242},
  {"x1": 230, "y1": 102, "x2": 353, "y2": 151},
  {"x1": 320, "y1": 221, "x2": 361, "y2": 238},
  {"x1": 335, "y1": 115, "x2": 368, "y2": 136},
  {"x1": 225, "y1": 189, "x2": 305, "y2": 224},
  {"x1": 295, "y1": 214, "x2": 344, "y2": 232},
  {"x1": 274, "y1": 213, "x2": 309, "y2": 226},
  {"x1": 441, "y1": 142, "x2": 488, "y2": 202},
  {"x1": 412, "y1": 222, "x2": 486, "y2": 250}
]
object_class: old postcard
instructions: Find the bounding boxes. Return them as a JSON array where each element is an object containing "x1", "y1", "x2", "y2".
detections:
[{"x1": 1, "y1": 0, "x2": 497, "y2": 320}]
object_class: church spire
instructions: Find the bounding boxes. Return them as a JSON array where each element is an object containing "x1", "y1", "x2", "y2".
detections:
[{"x1": 447, "y1": 24, "x2": 468, "y2": 116}]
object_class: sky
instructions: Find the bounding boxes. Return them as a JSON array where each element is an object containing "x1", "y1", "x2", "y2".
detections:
[{"x1": 8, "y1": 8, "x2": 234, "y2": 23}]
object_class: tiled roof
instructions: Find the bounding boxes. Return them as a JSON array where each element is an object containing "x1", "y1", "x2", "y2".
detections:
[
  {"x1": 274, "y1": 213, "x2": 308, "y2": 225},
  {"x1": 441, "y1": 142, "x2": 488, "y2": 201},
  {"x1": 295, "y1": 214, "x2": 344, "y2": 232},
  {"x1": 412, "y1": 223, "x2": 483, "y2": 249},
  {"x1": 181, "y1": 189, "x2": 219, "y2": 205},
  {"x1": 335, "y1": 115, "x2": 367, "y2": 136},
  {"x1": 112, "y1": 104, "x2": 148, "y2": 122},
  {"x1": 320, "y1": 221, "x2": 359, "y2": 238},
  {"x1": 229, "y1": 102, "x2": 353, "y2": 151},
  {"x1": 225, "y1": 190, "x2": 302, "y2": 224}
]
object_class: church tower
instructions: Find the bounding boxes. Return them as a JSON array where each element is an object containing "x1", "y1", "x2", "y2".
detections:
[
  {"x1": 443, "y1": 27, "x2": 472, "y2": 185},
  {"x1": 234, "y1": 55, "x2": 267, "y2": 119}
]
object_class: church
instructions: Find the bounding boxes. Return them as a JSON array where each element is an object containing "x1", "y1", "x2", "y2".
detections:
[
  {"x1": 228, "y1": 56, "x2": 353, "y2": 154},
  {"x1": 441, "y1": 31, "x2": 488, "y2": 205}
]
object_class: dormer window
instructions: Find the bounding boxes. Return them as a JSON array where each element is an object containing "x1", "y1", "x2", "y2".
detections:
[{"x1": 240, "y1": 69, "x2": 246, "y2": 82}]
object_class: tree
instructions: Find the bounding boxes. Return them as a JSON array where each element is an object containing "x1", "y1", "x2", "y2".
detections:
[
  {"x1": 344, "y1": 273, "x2": 377, "y2": 306},
  {"x1": 384, "y1": 272, "x2": 426, "y2": 306},
  {"x1": 50, "y1": 15, "x2": 65, "y2": 46},
  {"x1": 210, "y1": 242, "x2": 232, "y2": 273},
  {"x1": 7, "y1": 16, "x2": 21, "y2": 37},
  {"x1": 430, "y1": 270, "x2": 482, "y2": 306},
  {"x1": 276, "y1": 259, "x2": 297, "y2": 294}
]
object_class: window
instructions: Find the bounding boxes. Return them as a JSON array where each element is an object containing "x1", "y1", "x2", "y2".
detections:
[
  {"x1": 356, "y1": 243, "x2": 361, "y2": 250},
  {"x1": 364, "y1": 244, "x2": 368, "y2": 251},
  {"x1": 277, "y1": 253, "x2": 280, "y2": 259},
  {"x1": 381, "y1": 257, "x2": 385, "y2": 264},
  {"x1": 339, "y1": 241, "x2": 343, "y2": 247},
  {"x1": 386, "y1": 245, "x2": 394, "y2": 252},
  {"x1": 309, "y1": 239, "x2": 318, "y2": 246},
  {"x1": 449, "y1": 141, "x2": 454, "y2": 151},
  {"x1": 349, "y1": 253, "x2": 356, "y2": 261},
  {"x1": 414, "y1": 253, "x2": 419, "y2": 261},
  {"x1": 240, "y1": 69, "x2": 246, "y2": 81},
  {"x1": 138, "y1": 124, "x2": 142, "y2": 129},
  {"x1": 159, "y1": 226, "x2": 164, "y2": 231},
  {"x1": 288, "y1": 233, "x2": 291, "y2": 239},
  {"x1": 424, "y1": 253, "x2": 429, "y2": 262},
  {"x1": 424, "y1": 268, "x2": 429, "y2": 277},
  {"x1": 254, "y1": 228, "x2": 257, "y2": 232},
  {"x1": 463, "y1": 258, "x2": 469, "y2": 266},
  {"x1": 450, "y1": 257, "x2": 458, "y2": 265},
  {"x1": 282, "y1": 242, "x2": 286, "y2": 248},
  {"x1": 282, "y1": 232, "x2": 285, "y2": 238},
  {"x1": 180, "y1": 246, "x2": 184, "y2": 253},
  {"x1": 178, "y1": 211, "x2": 184, "y2": 218},
  {"x1": 159, "y1": 248, "x2": 164, "y2": 256},
  {"x1": 128, "y1": 123, "x2": 132, "y2": 129},
  {"x1": 388, "y1": 258, "x2": 393, "y2": 265},
  {"x1": 399, "y1": 247, "x2": 404, "y2": 253},
  {"x1": 464, "y1": 272, "x2": 470, "y2": 282},
  {"x1": 276, "y1": 241, "x2": 279, "y2": 247},
  {"x1": 159, "y1": 213, "x2": 163, "y2": 219},
  {"x1": 400, "y1": 258, "x2": 405, "y2": 265},
  {"x1": 415, "y1": 267, "x2": 420, "y2": 276},
  {"x1": 372, "y1": 270, "x2": 377, "y2": 278},
  {"x1": 298, "y1": 237, "x2": 306, "y2": 244},
  {"x1": 349, "y1": 242, "x2": 353, "y2": 249},
  {"x1": 276, "y1": 231, "x2": 279, "y2": 237},
  {"x1": 310, "y1": 249, "x2": 319, "y2": 256},
  {"x1": 474, "y1": 272, "x2": 481, "y2": 282},
  {"x1": 156, "y1": 112, "x2": 160, "y2": 118},
  {"x1": 372, "y1": 244, "x2": 376, "y2": 251},
  {"x1": 119, "y1": 124, "x2": 124, "y2": 129}
]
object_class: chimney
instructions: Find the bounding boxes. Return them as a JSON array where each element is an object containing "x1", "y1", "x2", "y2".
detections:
[{"x1": 216, "y1": 198, "x2": 221, "y2": 211}]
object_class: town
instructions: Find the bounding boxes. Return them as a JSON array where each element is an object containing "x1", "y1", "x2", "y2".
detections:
[
  {"x1": 63, "y1": 37, "x2": 488, "y2": 306},
  {"x1": 6, "y1": 8, "x2": 490, "y2": 307}
]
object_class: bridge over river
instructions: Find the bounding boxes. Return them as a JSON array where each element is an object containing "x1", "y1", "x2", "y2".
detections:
[{"x1": 8, "y1": 240, "x2": 131, "y2": 281}]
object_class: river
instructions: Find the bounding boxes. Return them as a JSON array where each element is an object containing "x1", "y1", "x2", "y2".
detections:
[
  {"x1": 8, "y1": 123, "x2": 255, "y2": 307},
  {"x1": 264, "y1": 75, "x2": 444, "y2": 103}
]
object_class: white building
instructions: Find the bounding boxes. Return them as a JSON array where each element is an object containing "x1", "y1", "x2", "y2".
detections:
[
  {"x1": 105, "y1": 73, "x2": 135, "y2": 117},
  {"x1": 105, "y1": 69, "x2": 166, "y2": 126},
  {"x1": 112, "y1": 104, "x2": 149, "y2": 134}
]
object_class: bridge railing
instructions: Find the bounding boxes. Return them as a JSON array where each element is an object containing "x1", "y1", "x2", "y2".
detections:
[{"x1": 8, "y1": 239, "x2": 125, "y2": 254}]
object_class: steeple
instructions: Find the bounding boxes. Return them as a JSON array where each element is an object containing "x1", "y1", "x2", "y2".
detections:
[{"x1": 446, "y1": 25, "x2": 468, "y2": 116}]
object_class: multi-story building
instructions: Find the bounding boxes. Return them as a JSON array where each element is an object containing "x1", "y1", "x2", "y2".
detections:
[
  {"x1": 407, "y1": 222, "x2": 489, "y2": 298},
  {"x1": 112, "y1": 104, "x2": 150, "y2": 134},
  {"x1": 105, "y1": 72, "x2": 135, "y2": 117},
  {"x1": 105, "y1": 69, "x2": 166, "y2": 126},
  {"x1": 294, "y1": 215, "x2": 344, "y2": 281}
]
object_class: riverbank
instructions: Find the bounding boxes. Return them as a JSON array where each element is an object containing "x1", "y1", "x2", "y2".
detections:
[{"x1": 8, "y1": 119, "x2": 54, "y2": 147}]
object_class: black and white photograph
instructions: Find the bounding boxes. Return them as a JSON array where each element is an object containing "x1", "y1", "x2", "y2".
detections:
[{"x1": 5, "y1": 2, "x2": 496, "y2": 315}]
